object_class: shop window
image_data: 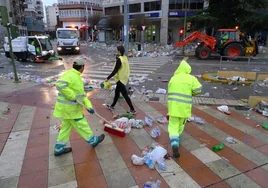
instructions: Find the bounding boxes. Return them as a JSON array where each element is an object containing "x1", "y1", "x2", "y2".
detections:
[
  {"x1": 129, "y1": 3, "x2": 141, "y2": 13},
  {"x1": 189, "y1": 0, "x2": 204, "y2": 9},
  {"x1": 105, "y1": 6, "x2": 120, "y2": 15},
  {"x1": 169, "y1": 0, "x2": 183, "y2": 10},
  {"x1": 144, "y1": 1, "x2": 161, "y2": 12}
]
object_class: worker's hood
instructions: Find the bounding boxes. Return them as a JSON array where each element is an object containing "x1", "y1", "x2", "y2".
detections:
[{"x1": 174, "y1": 60, "x2": 192, "y2": 75}]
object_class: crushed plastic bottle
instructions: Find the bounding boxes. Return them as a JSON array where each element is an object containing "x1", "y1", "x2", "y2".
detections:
[
  {"x1": 157, "y1": 161, "x2": 166, "y2": 171},
  {"x1": 144, "y1": 153, "x2": 156, "y2": 169},
  {"x1": 145, "y1": 116, "x2": 153, "y2": 127},
  {"x1": 212, "y1": 143, "x2": 225, "y2": 152},
  {"x1": 144, "y1": 180, "x2": 161, "y2": 188},
  {"x1": 150, "y1": 127, "x2": 161, "y2": 138}
]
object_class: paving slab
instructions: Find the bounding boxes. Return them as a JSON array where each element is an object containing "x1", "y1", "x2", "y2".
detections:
[
  {"x1": 207, "y1": 159, "x2": 240, "y2": 179},
  {"x1": 164, "y1": 171, "x2": 200, "y2": 188},
  {"x1": 104, "y1": 168, "x2": 136, "y2": 188},
  {"x1": 48, "y1": 181, "x2": 78, "y2": 188},
  {"x1": 95, "y1": 143, "x2": 127, "y2": 175},
  {"x1": 12, "y1": 105, "x2": 36, "y2": 132},
  {"x1": 191, "y1": 147, "x2": 222, "y2": 164},
  {"x1": 48, "y1": 165, "x2": 76, "y2": 187},
  {"x1": 0, "y1": 176, "x2": 19, "y2": 188},
  {"x1": 226, "y1": 174, "x2": 261, "y2": 188}
]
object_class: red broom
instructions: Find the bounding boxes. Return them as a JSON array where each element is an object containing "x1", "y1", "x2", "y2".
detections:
[{"x1": 77, "y1": 101, "x2": 125, "y2": 137}]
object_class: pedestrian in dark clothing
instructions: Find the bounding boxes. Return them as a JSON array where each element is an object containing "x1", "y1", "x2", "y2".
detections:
[{"x1": 105, "y1": 46, "x2": 136, "y2": 114}]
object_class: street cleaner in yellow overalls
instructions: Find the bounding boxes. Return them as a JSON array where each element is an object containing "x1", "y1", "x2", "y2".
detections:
[
  {"x1": 53, "y1": 59, "x2": 105, "y2": 156},
  {"x1": 168, "y1": 59, "x2": 202, "y2": 158}
]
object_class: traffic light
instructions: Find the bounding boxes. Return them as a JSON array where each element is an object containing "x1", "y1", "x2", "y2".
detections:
[
  {"x1": 235, "y1": 26, "x2": 239, "y2": 30},
  {"x1": 187, "y1": 22, "x2": 191, "y2": 32},
  {"x1": 82, "y1": 24, "x2": 86, "y2": 28},
  {"x1": 0, "y1": 6, "x2": 9, "y2": 26},
  {"x1": 179, "y1": 28, "x2": 184, "y2": 35}
]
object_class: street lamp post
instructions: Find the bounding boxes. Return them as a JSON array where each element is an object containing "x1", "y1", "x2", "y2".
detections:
[
  {"x1": 182, "y1": 0, "x2": 190, "y2": 55},
  {"x1": 124, "y1": 0, "x2": 129, "y2": 56}
]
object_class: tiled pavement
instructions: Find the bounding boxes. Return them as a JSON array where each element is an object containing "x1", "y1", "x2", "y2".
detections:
[
  {"x1": 91, "y1": 90, "x2": 244, "y2": 107},
  {"x1": 0, "y1": 84, "x2": 268, "y2": 188}
]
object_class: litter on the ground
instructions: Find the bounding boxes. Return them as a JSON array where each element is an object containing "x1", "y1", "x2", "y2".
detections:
[
  {"x1": 155, "y1": 88, "x2": 166, "y2": 94},
  {"x1": 212, "y1": 143, "x2": 225, "y2": 152},
  {"x1": 217, "y1": 105, "x2": 231, "y2": 115},
  {"x1": 144, "y1": 179, "x2": 161, "y2": 188},
  {"x1": 150, "y1": 127, "x2": 161, "y2": 138},
  {"x1": 254, "y1": 101, "x2": 268, "y2": 117},
  {"x1": 201, "y1": 92, "x2": 210, "y2": 97},
  {"x1": 144, "y1": 146, "x2": 167, "y2": 170},
  {"x1": 109, "y1": 117, "x2": 145, "y2": 134},
  {"x1": 156, "y1": 117, "x2": 168, "y2": 124},
  {"x1": 244, "y1": 139, "x2": 250, "y2": 143},
  {"x1": 261, "y1": 122, "x2": 268, "y2": 130},
  {"x1": 188, "y1": 117, "x2": 205, "y2": 124},
  {"x1": 131, "y1": 154, "x2": 144, "y2": 165},
  {"x1": 145, "y1": 116, "x2": 153, "y2": 126},
  {"x1": 226, "y1": 136, "x2": 237, "y2": 144}
]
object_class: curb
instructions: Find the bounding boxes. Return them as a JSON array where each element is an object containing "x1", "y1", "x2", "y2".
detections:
[{"x1": 202, "y1": 73, "x2": 253, "y2": 86}]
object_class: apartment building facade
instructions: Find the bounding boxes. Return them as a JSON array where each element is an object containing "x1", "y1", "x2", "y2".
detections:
[
  {"x1": 45, "y1": 3, "x2": 59, "y2": 31},
  {"x1": 24, "y1": 0, "x2": 45, "y2": 35}
]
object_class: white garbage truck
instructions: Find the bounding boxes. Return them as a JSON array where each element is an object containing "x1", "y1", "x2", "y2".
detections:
[
  {"x1": 56, "y1": 28, "x2": 80, "y2": 55},
  {"x1": 4, "y1": 36, "x2": 56, "y2": 63}
]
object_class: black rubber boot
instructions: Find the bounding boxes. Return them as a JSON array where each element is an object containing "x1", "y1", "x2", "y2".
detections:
[
  {"x1": 172, "y1": 146, "x2": 180, "y2": 158},
  {"x1": 54, "y1": 147, "x2": 72, "y2": 156},
  {"x1": 92, "y1": 134, "x2": 105, "y2": 148}
]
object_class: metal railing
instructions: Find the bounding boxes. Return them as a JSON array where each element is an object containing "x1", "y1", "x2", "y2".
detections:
[{"x1": 219, "y1": 56, "x2": 268, "y2": 72}]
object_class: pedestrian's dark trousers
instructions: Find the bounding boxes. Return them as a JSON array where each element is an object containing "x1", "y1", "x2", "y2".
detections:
[{"x1": 111, "y1": 81, "x2": 134, "y2": 110}]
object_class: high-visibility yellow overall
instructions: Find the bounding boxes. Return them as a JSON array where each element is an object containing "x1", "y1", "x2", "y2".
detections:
[
  {"x1": 53, "y1": 68, "x2": 98, "y2": 155},
  {"x1": 168, "y1": 60, "x2": 202, "y2": 148}
]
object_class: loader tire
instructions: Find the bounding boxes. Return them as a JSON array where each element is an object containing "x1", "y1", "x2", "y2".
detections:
[
  {"x1": 198, "y1": 46, "x2": 211, "y2": 60},
  {"x1": 223, "y1": 43, "x2": 244, "y2": 60}
]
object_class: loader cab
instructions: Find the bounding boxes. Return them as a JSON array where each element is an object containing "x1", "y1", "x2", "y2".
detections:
[{"x1": 215, "y1": 29, "x2": 240, "y2": 51}]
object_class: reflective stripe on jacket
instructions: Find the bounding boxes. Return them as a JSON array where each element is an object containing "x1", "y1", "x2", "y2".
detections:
[
  {"x1": 53, "y1": 68, "x2": 92, "y2": 119},
  {"x1": 113, "y1": 55, "x2": 130, "y2": 85},
  {"x1": 168, "y1": 60, "x2": 202, "y2": 118}
]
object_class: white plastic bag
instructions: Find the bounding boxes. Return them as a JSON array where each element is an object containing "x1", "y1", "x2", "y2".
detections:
[{"x1": 131, "y1": 155, "x2": 144, "y2": 165}]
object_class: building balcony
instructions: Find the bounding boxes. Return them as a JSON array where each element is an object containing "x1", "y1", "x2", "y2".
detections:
[
  {"x1": 59, "y1": 17, "x2": 86, "y2": 23},
  {"x1": 58, "y1": 4, "x2": 102, "y2": 11}
]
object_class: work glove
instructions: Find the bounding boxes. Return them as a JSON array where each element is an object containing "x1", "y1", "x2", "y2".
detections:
[{"x1": 87, "y1": 108, "x2": 95, "y2": 114}]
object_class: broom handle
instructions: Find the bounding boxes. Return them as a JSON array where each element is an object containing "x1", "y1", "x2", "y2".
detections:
[{"x1": 77, "y1": 100, "x2": 110, "y2": 123}]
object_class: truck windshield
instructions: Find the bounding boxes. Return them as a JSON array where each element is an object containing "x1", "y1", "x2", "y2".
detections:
[
  {"x1": 39, "y1": 38, "x2": 53, "y2": 51},
  {"x1": 57, "y1": 30, "x2": 77, "y2": 39}
]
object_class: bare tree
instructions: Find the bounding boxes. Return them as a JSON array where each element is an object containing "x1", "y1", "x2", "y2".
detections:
[
  {"x1": 88, "y1": 12, "x2": 102, "y2": 28},
  {"x1": 107, "y1": 12, "x2": 124, "y2": 40}
]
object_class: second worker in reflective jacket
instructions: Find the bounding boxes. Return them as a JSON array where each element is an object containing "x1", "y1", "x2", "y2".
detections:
[{"x1": 168, "y1": 59, "x2": 202, "y2": 158}]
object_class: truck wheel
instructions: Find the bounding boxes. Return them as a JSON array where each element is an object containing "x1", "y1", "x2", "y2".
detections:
[
  {"x1": 223, "y1": 43, "x2": 244, "y2": 60},
  {"x1": 198, "y1": 46, "x2": 211, "y2": 60},
  {"x1": 28, "y1": 55, "x2": 35, "y2": 63}
]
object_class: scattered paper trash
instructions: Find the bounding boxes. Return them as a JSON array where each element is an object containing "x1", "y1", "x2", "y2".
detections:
[
  {"x1": 244, "y1": 139, "x2": 250, "y2": 143},
  {"x1": 226, "y1": 137, "x2": 237, "y2": 144}
]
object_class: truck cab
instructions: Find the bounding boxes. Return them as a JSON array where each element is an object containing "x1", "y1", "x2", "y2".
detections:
[{"x1": 56, "y1": 28, "x2": 80, "y2": 55}]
